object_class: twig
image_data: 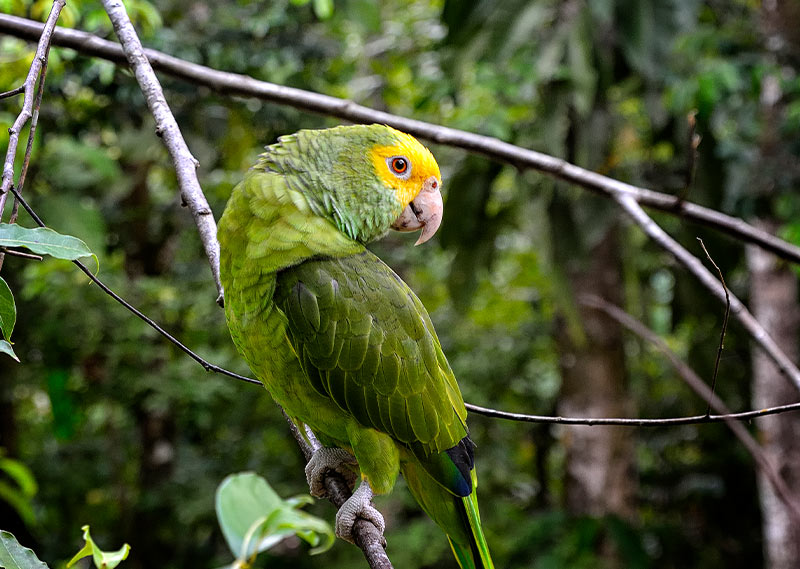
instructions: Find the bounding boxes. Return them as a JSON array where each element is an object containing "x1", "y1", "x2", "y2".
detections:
[
  {"x1": 100, "y1": 0, "x2": 223, "y2": 303},
  {"x1": 0, "y1": 247, "x2": 43, "y2": 260},
  {"x1": 0, "y1": 1, "x2": 64, "y2": 270},
  {"x1": 697, "y1": 238, "x2": 731, "y2": 414},
  {"x1": 2, "y1": 15, "x2": 800, "y2": 265},
  {"x1": 579, "y1": 294, "x2": 800, "y2": 524},
  {"x1": 0, "y1": 85, "x2": 25, "y2": 99},
  {"x1": 614, "y1": 194, "x2": 800, "y2": 395}
]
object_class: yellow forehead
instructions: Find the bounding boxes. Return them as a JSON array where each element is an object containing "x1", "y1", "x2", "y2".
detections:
[{"x1": 369, "y1": 129, "x2": 441, "y2": 206}]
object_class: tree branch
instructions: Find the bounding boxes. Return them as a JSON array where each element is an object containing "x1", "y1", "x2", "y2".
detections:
[
  {"x1": 1, "y1": 14, "x2": 800, "y2": 265},
  {"x1": 100, "y1": 0, "x2": 223, "y2": 302},
  {"x1": 579, "y1": 294, "x2": 800, "y2": 524},
  {"x1": 614, "y1": 194, "x2": 800, "y2": 394},
  {"x1": 0, "y1": 1, "x2": 64, "y2": 270}
]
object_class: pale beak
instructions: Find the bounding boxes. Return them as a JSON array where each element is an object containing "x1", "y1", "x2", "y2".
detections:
[{"x1": 391, "y1": 176, "x2": 443, "y2": 245}]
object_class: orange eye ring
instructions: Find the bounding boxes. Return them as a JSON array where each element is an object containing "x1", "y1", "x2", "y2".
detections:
[{"x1": 391, "y1": 157, "x2": 408, "y2": 174}]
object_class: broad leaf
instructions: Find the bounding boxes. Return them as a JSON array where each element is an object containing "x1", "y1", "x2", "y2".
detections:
[
  {"x1": 215, "y1": 472, "x2": 333, "y2": 563},
  {"x1": 0, "y1": 452, "x2": 37, "y2": 526},
  {"x1": 0, "y1": 277, "x2": 15, "y2": 341},
  {"x1": 0, "y1": 340, "x2": 18, "y2": 362},
  {"x1": 0, "y1": 531, "x2": 49, "y2": 569},
  {"x1": 66, "y1": 526, "x2": 130, "y2": 569},
  {"x1": 0, "y1": 224, "x2": 95, "y2": 264}
]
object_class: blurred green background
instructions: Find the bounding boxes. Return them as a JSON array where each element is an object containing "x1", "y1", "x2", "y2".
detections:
[{"x1": 2, "y1": 0, "x2": 800, "y2": 567}]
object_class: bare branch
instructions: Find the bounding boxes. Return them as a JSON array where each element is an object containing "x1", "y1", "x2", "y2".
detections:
[
  {"x1": 464, "y1": 401, "x2": 800, "y2": 425},
  {"x1": 0, "y1": 247, "x2": 42, "y2": 260},
  {"x1": 580, "y1": 294, "x2": 800, "y2": 524},
  {"x1": 697, "y1": 238, "x2": 731, "y2": 413},
  {"x1": 614, "y1": 194, "x2": 800, "y2": 394},
  {"x1": 99, "y1": 0, "x2": 223, "y2": 302},
  {"x1": 0, "y1": 1, "x2": 64, "y2": 269},
  {"x1": 1, "y1": 14, "x2": 800, "y2": 265},
  {"x1": 0, "y1": 85, "x2": 25, "y2": 99}
]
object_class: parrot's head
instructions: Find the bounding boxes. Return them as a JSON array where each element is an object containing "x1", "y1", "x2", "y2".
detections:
[{"x1": 259, "y1": 124, "x2": 443, "y2": 245}]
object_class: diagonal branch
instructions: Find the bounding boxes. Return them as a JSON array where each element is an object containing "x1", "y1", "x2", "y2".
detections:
[
  {"x1": 100, "y1": 0, "x2": 223, "y2": 302},
  {"x1": 0, "y1": 1, "x2": 64, "y2": 270},
  {"x1": 614, "y1": 194, "x2": 800, "y2": 394},
  {"x1": 579, "y1": 294, "x2": 800, "y2": 524},
  {"x1": 1, "y1": 14, "x2": 800, "y2": 265}
]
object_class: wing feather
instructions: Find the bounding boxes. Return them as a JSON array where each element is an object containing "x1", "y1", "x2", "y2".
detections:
[{"x1": 275, "y1": 250, "x2": 467, "y2": 452}]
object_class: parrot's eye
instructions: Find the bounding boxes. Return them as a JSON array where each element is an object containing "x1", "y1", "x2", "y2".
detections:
[{"x1": 387, "y1": 156, "x2": 412, "y2": 180}]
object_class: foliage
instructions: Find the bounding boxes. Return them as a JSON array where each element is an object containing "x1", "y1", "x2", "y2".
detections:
[
  {"x1": 67, "y1": 526, "x2": 129, "y2": 569},
  {"x1": 0, "y1": 223, "x2": 96, "y2": 361},
  {"x1": 0, "y1": 531, "x2": 48, "y2": 569},
  {"x1": 215, "y1": 472, "x2": 334, "y2": 568},
  {"x1": 0, "y1": 451, "x2": 37, "y2": 528}
]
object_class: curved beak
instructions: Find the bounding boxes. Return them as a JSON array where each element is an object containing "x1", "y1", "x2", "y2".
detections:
[{"x1": 391, "y1": 176, "x2": 443, "y2": 245}]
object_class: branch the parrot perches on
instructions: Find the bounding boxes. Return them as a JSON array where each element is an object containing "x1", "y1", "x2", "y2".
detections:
[{"x1": 218, "y1": 124, "x2": 494, "y2": 569}]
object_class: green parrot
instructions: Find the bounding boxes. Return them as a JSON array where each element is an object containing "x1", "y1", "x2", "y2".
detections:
[{"x1": 218, "y1": 124, "x2": 494, "y2": 569}]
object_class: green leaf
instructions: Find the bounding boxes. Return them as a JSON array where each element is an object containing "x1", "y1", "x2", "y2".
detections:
[
  {"x1": 0, "y1": 277, "x2": 15, "y2": 341},
  {"x1": 0, "y1": 531, "x2": 49, "y2": 569},
  {"x1": 67, "y1": 526, "x2": 130, "y2": 569},
  {"x1": 0, "y1": 224, "x2": 95, "y2": 264},
  {"x1": 312, "y1": 0, "x2": 333, "y2": 19},
  {"x1": 215, "y1": 472, "x2": 333, "y2": 564},
  {"x1": 0, "y1": 340, "x2": 18, "y2": 362}
]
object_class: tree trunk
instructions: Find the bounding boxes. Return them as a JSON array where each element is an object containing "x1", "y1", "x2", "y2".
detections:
[
  {"x1": 747, "y1": 223, "x2": 800, "y2": 569},
  {"x1": 555, "y1": 226, "x2": 637, "y2": 519}
]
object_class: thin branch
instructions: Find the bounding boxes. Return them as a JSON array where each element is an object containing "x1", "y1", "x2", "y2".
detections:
[
  {"x1": 0, "y1": 247, "x2": 42, "y2": 260},
  {"x1": 9, "y1": 184, "x2": 256, "y2": 385},
  {"x1": 579, "y1": 294, "x2": 800, "y2": 524},
  {"x1": 0, "y1": 1, "x2": 64, "y2": 270},
  {"x1": 614, "y1": 193, "x2": 800, "y2": 394},
  {"x1": 464, "y1": 400, "x2": 800, "y2": 425},
  {"x1": 100, "y1": 0, "x2": 223, "y2": 303},
  {"x1": 2, "y1": 15, "x2": 800, "y2": 265},
  {"x1": 697, "y1": 238, "x2": 731, "y2": 413},
  {"x1": 0, "y1": 85, "x2": 25, "y2": 99}
]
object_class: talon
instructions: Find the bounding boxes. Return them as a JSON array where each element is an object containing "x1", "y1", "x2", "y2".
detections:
[
  {"x1": 304, "y1": 447, "x2": 358, "y2": 498},
  {"x1": 335, "y1": 479, "x2": 385, "y2": 544}
]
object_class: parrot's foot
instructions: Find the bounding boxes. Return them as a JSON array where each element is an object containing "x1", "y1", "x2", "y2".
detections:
[
  {"x1": 335, "y1": 479, "x2": 385, "y2": 544},
  {"x1": 305, "y1": 447, "x2": 359, "y2": 498}
]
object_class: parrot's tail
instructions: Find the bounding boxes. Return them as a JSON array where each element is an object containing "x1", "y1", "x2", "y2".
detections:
[{"x1": 449, "y1": 491, "x2": 494, "y2": 569}]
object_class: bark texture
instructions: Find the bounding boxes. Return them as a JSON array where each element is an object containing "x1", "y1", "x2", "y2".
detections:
[
  {"x1": 555, "y1": 227, "x2": 637, "y2": 519},
  {"x1": 747, "y1": 223, "x2": 800, "y2": 569}
]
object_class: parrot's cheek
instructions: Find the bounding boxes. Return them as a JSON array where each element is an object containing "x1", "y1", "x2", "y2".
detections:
[{"x1": 391, "y1": 176, "x2": 443, "y2": 245}]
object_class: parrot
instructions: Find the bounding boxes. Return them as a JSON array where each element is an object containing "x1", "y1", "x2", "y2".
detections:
[{"x1": 217, "y1": 124, "x2": 494, "y2": 569}]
